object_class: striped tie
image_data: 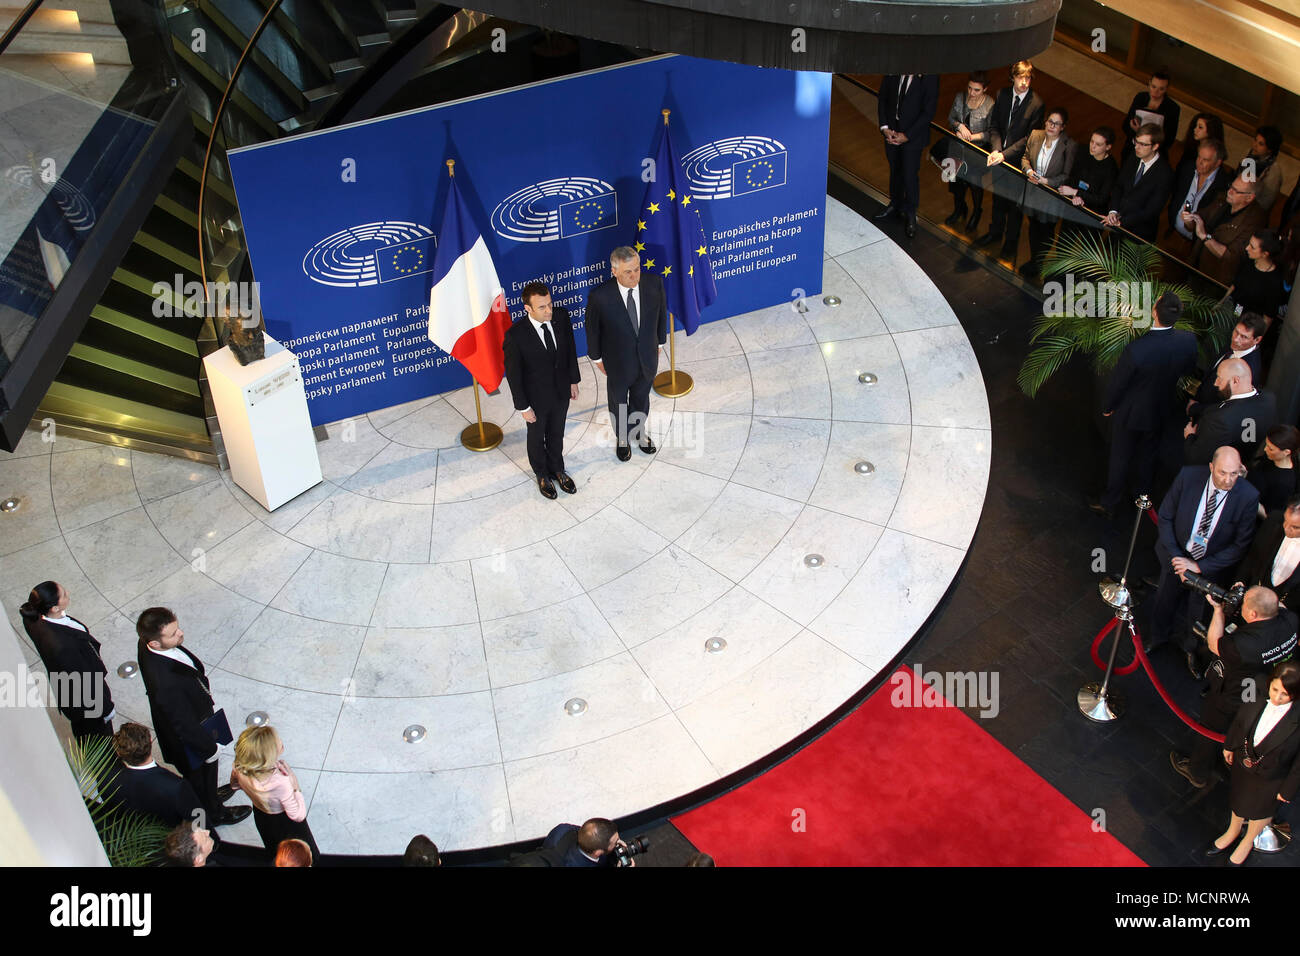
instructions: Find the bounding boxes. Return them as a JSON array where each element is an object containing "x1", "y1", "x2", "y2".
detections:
[{"x1": 1190, "y1": 489, "x2": 1220, "y2": 559}]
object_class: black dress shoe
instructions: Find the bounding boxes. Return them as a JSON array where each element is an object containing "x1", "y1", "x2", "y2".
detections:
[
  {"x1": 1204, "y1": 840, "x2": 1232, "y2": 858},
  {"x1": 1169, "y1": 751, "x2": 1208, "y2": 789},
  {"x1": 213, "y1": 805, "x2": 252, "y2": 827},
  {"x1": 904, "y1": 215, "x2": 917, "y2": 238},
  {"x1": 639, "y1": 438, "x2": 657, "y2": 455},
  {"x1": 537, "y1": 476, "x2": 557, "y2": 499},
  {"x1": 554, "y1": 472, "x2": 576, "y2": 495},
  {"x1": 873, "y1": 204, "x2": 899, "y2": 220},
  {"x1": 965, "y1": 209, "x2": 982, "y2": 232},
  {"x1": 975, "y1": 231, "x2": 1000, "y2": 247},
  {"x1": 944, "y1": 206, "x2": 967, "y2": 226},
  {"x1": 216, "y1": 784, "x2": 236, "y2": 804},
  {"x1": 616, "y1": 444, "x2": 631, "y2": 462}
]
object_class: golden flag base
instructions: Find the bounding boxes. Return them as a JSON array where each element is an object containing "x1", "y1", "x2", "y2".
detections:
[
  {"x1": 652, "y1": 369, "x2": 694, "y2": 397},
  {"x1": 460, "y1": 378, "x2": 503, "y2": 451}
]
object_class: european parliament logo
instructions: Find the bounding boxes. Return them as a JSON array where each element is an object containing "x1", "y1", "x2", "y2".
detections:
[
  {"x1": 680, "y1": 136, "x2": 788, "y2": 199},
  {"x1": 302, "y1": 222, "x2": 436, "y2": 287},
  {"x1": 492, "y1": 176, "x2": 618, "y2": 242}
]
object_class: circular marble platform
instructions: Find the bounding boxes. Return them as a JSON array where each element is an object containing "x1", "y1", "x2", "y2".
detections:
[{"x1": 0, "y1": 197, "x2": 991, "y2": 854}]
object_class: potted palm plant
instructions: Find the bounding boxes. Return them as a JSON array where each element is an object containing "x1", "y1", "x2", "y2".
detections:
[
  {"x1": 1017, "y1": 232, "x2": 1232, "y2": 402},
  {"x1": 66, "y1": 734, "x2": 171, "y2": 866}
]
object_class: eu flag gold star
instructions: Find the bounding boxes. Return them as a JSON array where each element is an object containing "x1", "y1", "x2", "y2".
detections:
[
  {"x1": 644, "y1": 258, "x2": 656, "y2": 269},
  {"x1": 696, "y1": 245, "x2": 707, "y2": 257},
  {"x1": 636, "y1": 219, "x2": 647, "y2": 231},
  {"x1": 647, "y1": 202, "x2": 661, "y2": 214},
  {"x1": 662, "y1": 265, "x2": 672, "y2": 277},
  {"x1": 689, "y1": 265, "x2": 695, "y2": 277},
  {"x1": 634, "y1": 241, "x2": 646, "y2": 252},
  {"x1": 681, "y1": 195, "x2": 692, "y2": 205},
  {"x1": 667, "y1": 189, "x2": 676, "y2": 201}
]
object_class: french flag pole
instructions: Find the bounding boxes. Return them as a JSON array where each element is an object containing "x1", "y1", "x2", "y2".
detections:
[{"x1": 428, "y1": 159, "x2": 512, "y2": 451}]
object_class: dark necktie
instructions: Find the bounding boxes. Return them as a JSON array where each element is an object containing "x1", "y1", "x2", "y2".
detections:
[
  {"x1": 542, "y1": 322, "x2": 556, "y2": 362},
  {"x1": 1190, "y1": 488, "x2": 1221, "y2": 559},
  {"x1": 896, "y1": 75, "x2": 910, "y2": 123},
  {"x1": 626, "y1": 288, "x2": 639, "y2": 333},
  {"x1": 1134, "y1": 161, "x2": 1145, "y2": 185},
  {"x1": 1011, "y1": 95, "x2": 1021, "y2": 124}
]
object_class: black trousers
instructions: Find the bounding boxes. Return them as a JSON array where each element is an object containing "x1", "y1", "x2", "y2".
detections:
[
  {"x1": 184, "y1": 759, "x2": 221, "y2": 825},
  {"x1": 1103, "y1": 425, "x2": 1159, "y2": 513},
  {"x1": 607, "y1": 369, "x2": 653, "y2": 446},
  {"x1": 526, "y1": 400, "x2": 569, "y2": 477},
  {"x1": 950, "y1": 178, "x2": 984, "y2": 213},
  {"x1": 988, "y1": 195, "x2": 1024, "y2": 243},
  {"x1": 253, "y1": 807, "x2": 320, "y2": 863},
  {"x1": 1027, "y1": 216, "x2": 1059, "y2": 265},
  {"x1": 1147, "y1": 562, "x2": 1199, "y2": 653},
  {"x1": 884, "y1": 143, "x2": 924, "y2": 216},
  {"x1": 1190, "y1": 692, "x2": 1239, "y2": 783}
]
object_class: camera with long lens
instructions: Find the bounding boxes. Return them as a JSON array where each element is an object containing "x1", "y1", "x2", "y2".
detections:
[
  {"x1": 1184, "y1": 571, "x2": 1246, "y2": 640},
  {"x1": 611, "y1": 835, "x2": 650, "y2": 867}
]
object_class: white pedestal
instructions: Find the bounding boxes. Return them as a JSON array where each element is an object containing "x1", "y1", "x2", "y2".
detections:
[{"x1": 203, "y1": 334, "x2": 322, "y2": 511}]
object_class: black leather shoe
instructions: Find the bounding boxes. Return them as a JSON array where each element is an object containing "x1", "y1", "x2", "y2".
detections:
[
  {"x1": 554, "y1": 472, "x2": 576, "y2": 495},
  {"x1": 216, "y1": 784, "x2": 236, "y2": 804},
  {"x1": 975, "y1": 231, "x2": 1000, "y2": 247},
  {"x1": 904, "y1": 215, "x2": 917, "y2": 238},
  {"x1": 965, "y1": 209, "x2": 982, "y2": 232},
  {"x1": 1170, "y1": 751, "x2": 1208, "y2": 789},
  {"x1": 873, "y1": 204, "x2": 899, "y2": 220},
  {"x1": 537, "y1": 476, "x2": 557, "y2": 499},
  {"x1": 616, "y1": 444, "x2": 631, "y2": 462},
  {"x1": 639, "y1": 438, "x2": 657, "y2": 455},
  {"x1": 945, "y1": 206, "x2": 967, "y2": 226},
  {"x1": 213, "y1": 805, "x2": 252, "y2": 827},
  {"x1": 1204, "y1": 840, "x2": 1232, "y2": 858},
  {"x1": 1187, "y1": 652, "x2": 1206, "y2": 680},
  {"x1": 1141, "y1": 574, "x2": 1160, "y2": 590}
]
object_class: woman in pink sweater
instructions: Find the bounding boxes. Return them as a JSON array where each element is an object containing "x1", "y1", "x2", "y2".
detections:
[{"x1": 230, "y1": 725, "x2": 320, "y2": 862}]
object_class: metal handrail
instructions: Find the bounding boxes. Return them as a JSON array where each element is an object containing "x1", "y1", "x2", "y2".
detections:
[{"x1": 0, "y1": 0, "x2": 45, "y2": 56}]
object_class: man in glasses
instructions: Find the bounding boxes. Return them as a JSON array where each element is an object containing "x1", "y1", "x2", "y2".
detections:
[
  {"x1": 1105, "y1": 123, "x2": 1173, "y2": 241},
  {"x1": 1185, "y1": 176, "x2": 1267, "y2": 285}
]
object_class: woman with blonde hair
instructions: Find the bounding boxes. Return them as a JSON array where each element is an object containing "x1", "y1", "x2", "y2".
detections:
[{"x1": 230, "y1": 725, "x2": 320, "y2": 861}]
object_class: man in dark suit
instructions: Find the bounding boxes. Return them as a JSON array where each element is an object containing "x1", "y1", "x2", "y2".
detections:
[
  {"x1": 1235, "y1": 498, "x2": 1300, "y2": 609},
  {"x1": 503, "y1": 281, "x2": 581, "y2": 500},
  {"x1": 1091, "y1": 292, "x2": 1197, "y2": 517},
  {"x1": 1183, "y1": 357, "x2": 1276, "y2": 465},
  {"x1": 106, "y1": 722, "x2": 204, "y2": 827},
  {"x1": 136, "y1": 607, "x2": 248, "y2": 828},
  {"x1": 1147, "y1": 448, "x2": 1259, "y2": 664},
  {"x1": 585, "y1": 246, "x2": 667, "y2": 461},
  {"x1": 1167, "y1": 138, "x2": 1229, "y2": 243},
  {"x1": 1186, "y1": 314, "x2": 1266, "y2": 421},
  {"x1": 976, "y1": 60, "x2": 1045, "y2": 259},
  {"x1": 875, "y1": 72, "x2": 939, "y2": 238},
  {"x1": 541, "y1": 817, "x2": 632, "y2": 867},
  {"x1": 1105, "y1": 123, "x2": 1174, "y2": 242}
]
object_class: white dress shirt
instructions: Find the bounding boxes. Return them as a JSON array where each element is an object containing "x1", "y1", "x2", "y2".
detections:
[
  {"x1": 1272, "y1": 535, "x2": 1300, "y2": 587},
  {"x1": 1186, "y1": 480, "x2": 1230, "y2": 553},
  {"x1": 1254, "y1": 700, "x2": 1293, "y2": 746}
]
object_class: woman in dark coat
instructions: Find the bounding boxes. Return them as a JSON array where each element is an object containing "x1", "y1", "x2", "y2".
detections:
[
  {"x1": 19, "y1": 581, "x2": 115, "y2": 741},
  {"x1": 1249, "y1": 425, "x2": 1299, "y2": 518},
  {"x1": 1208, "y1": 661, "x2": 1300, "y2": 865}
]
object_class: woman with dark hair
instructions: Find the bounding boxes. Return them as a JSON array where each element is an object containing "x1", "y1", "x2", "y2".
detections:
[
  {"x1": 19, "y1": 581, "x2": 115, "y2": 741},
  {"x1": 943, "y1": 71, "x2": 995, "y2": 233},
  {"x1": 1240, "y1": 126, "x2": 1285, "y2": 214},
  {"x1": 1250, "y1": 425, "x2": 1299, "y2": 517},
  {"x1": 1176, "y1": 112, "x2": 1226, "y2": 181},
  {"x1": 1231, "y1": 230, "x2": 1288, "y2": 372},
  {"x1": 1209, "y1": 661, "x2": 1300, "y2": 865}
]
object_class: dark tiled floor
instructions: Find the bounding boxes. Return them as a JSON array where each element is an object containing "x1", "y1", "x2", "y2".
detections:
[{"x1": 828, "y1": 177, "x2": 1298, "y2": 868}]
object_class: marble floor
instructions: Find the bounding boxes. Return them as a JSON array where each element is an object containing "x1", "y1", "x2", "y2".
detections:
[{"x1": 0, "y1": 196, "x2": 991, "y2": 854}]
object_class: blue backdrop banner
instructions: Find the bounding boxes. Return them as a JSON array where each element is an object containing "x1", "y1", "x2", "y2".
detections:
[{"x1": 227, "y1": 55, "x2": 831, "y2": 426}]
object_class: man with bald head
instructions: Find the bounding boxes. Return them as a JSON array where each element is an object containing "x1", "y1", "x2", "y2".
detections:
[
  {"x1": 1147, "y1": 447, "x2": 1260, "y2": 662},
  {"x1": 1171, "y1": 584, "x2": 1297, "y2": 789},
  {"x1": 1182, "y1": 356, "x2": 1275, "y2": 465}
]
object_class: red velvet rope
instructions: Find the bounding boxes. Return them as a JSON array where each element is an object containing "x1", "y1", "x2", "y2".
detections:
[{"x1": 1089, "y1": 616, "x2": 1140, "y2": 675}]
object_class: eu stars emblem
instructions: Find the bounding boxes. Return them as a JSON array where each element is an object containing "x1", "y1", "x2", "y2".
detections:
[
  {"x1": 375, "y1": 236, "x2": 438, "y2": 282},
  {"x1": 559, "y1": 190, "x2": 618, "y2": 238}
]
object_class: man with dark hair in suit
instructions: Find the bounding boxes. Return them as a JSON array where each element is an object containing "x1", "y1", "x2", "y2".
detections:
[
  {"x1": 1146, "y1": 448, "x2": 1259, "y2": 666},
  {"x1": 585, "y1": 247, "x2": 667, "y2": 461},
  {"x1": 106, "y1": 722, "x2": 204, "y2": 827},
  {"x1": 875, "y1": 72, "x2": 940, "y2": 238},
  {"x1": 1091, "y1": 292, "x2": 1197, "y2": 518},
  {"x1": 1235, "y1": 497, "x2": 1300, "y2": 610},
  {"x1": 1183, "y1": 357, "x2": 1276, "y2": 465},
  {"x1": 1105, "y1": 123, "x2": 1174, "y2": 241},
  {"x1": 136, "y1": 607, "x2": 248, "y2": 828},
  {"x1": 1186, "y1": 314, "x2": 1266, "y2": 421},
  {"x1": 503, "y1": 281, "x2": 581, "y2": 500},
  {"x1": 977, "y1": 60, "x2": 1045, "y2": 260},
  {"x1": 542, "y1": 817, "x2": 632, "y2": 867}
]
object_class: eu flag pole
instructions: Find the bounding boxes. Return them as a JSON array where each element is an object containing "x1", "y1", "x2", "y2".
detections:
[{"x1": 637, "y1": 109, "x2": 717, "y2": 398}]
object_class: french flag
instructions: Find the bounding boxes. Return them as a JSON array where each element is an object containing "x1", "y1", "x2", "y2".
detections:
[{"x1": 427, "y1": 172, "x2": 512, "y2": 392}]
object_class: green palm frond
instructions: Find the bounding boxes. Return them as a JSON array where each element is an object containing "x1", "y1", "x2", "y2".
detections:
[
  {"x1": 1017, "y1": 334, "x2": 1078, "y2": 397},
  {"x1": 66, "y1": 735, "x2": 170, "y2": 866}
]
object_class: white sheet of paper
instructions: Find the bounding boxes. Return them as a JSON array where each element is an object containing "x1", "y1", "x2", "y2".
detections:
[{"x1": 1134, "y1": 109, "x2": 1164, "y2": 128}]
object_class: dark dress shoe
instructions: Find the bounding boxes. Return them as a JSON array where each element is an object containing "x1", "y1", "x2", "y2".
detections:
[
  {"x1": 616, "y1": 444, "x2": 632, "y2": 462},
  {"x1": 873, "y1": 204, "x2": 899, "y2": 220},
  {"x1": 944, "y1": 206, "x2": 967, "y2": 226},
  {"x1": 965, "y1": 209, "x2": 982, "y2": 232},
  {"x1": 1086, "y1": 497, "x2": 1112, "y2": 518},
  {"x1": 1187, "y1": 652, "x2": 1206, "y2": 680},
  {"x1": 904, "y1": 215, "x2": 916, "y2": 238},
  {"x1": 1169, "y1": 751, "x2": 1208, "y2": 789},
  {"x1": 216, "y1": 784, "x2": 236, "y2": 804},
  {"x1": 975, "y1": 231, "x2": 1000, "y2": 247},
  {"x1": 554, "y1": 472, "x2": 577, "y2": 494},
  {"x1": 537, "y1": 476, "x2": 557, "y2": 499},
  {"x1": 213, "y1": 805, "x2": 252, "y2": 826},
  {"x1": 639, "y1": 438, "x2": 657, "y2": 455},
  {"x1": 1204, "y1": 841, "x2": 1232, "y2": 858}
]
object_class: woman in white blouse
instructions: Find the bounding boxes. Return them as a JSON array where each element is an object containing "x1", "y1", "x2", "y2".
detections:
[{"x1": 1209, "y1": 661, "x2": 1300, "y2": 864}]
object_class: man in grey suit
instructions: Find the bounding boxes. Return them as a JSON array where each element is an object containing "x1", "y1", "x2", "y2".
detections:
[{"x1": 584, "y1": 246, "x2": 668, "y2": 461}]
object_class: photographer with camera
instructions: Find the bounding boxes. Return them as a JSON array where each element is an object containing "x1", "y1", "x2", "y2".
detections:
[
  {"x1": 540, "y1": 818, "x2": 647, "y2": 867},
  {"x1": 1171, "y1": 586, "x2": 1298, "y2": 789}
]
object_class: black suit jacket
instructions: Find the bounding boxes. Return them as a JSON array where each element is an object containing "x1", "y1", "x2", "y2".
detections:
[
  {"x1": 137, "y1": 641, "x2": 217, "y2": 775},
  {"x1": 1191, "y1": 347, "x2": 1263, "y2": 410},
  {"x1": 1225, "y1": 700, "x2": 1300, "y2": 803},
  {"x1": 1166, "y1": 161, "x2": 1229, "y2": 233},
  {"x1": 877, "y1": 74, "x2": 939, "y2": 148},
  {"x1": 23, "y1": 615, "x2": 114, "y2": 726},
  {"x1": 585, "y1": 274, "x2": 667, "y2": 385},
  {"x1": 1157, "y1": 465, "x2": 1259, "y2": 580},
  {"x1": 1110, "y1": 153, "x2": 1174, "y2": 241},
  {"x1": 1185, "y1": 391, "x2": 1277, "y2": 465},
  {"x1": 988, "y1": 87, "x2": 1044, "y2": 166},
  {"x1": 1103, "y1": 327, "x2": 1198, "y2": 432},
  {"x1": 502, "y1": 308, "x2": 581, "y2": 413},
  {"x1": 1236, "y1": 513, "x2": 1300, "y2": 607},
  {"x1": 105, "y1": 763, "x2": 203, "y2": 827}
]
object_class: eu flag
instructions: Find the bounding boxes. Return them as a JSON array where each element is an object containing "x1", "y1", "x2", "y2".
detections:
[
  {"x1": 375, "y1": 236, "x2": 438, "y2": 283},
  {"x1": 634, "y1": 113, "x2": 717, "y2": 335},
  {"x1": 560, "y1": 190, "x2": 618, "y2": 238},
  {"x1": 732, "y1": 151, "x2": 788, "y2": 195}
]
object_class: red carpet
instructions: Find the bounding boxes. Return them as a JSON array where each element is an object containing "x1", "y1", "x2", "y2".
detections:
[{"x1": 672, "y1": 667, "x2": 1145, "y2": 866}]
